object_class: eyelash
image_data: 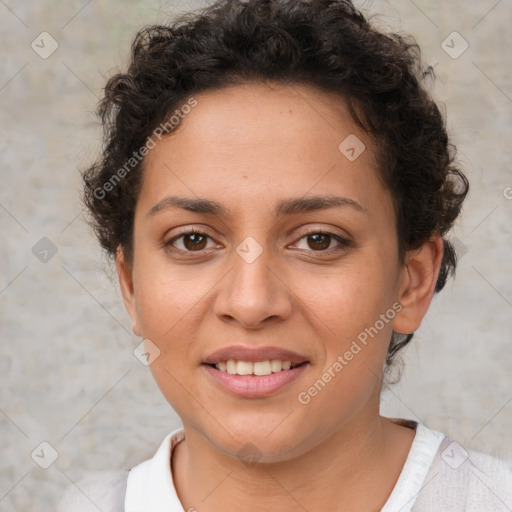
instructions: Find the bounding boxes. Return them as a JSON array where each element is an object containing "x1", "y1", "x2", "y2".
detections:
[{"x1": 163, "y1": 228, "x2": 352, "y2": 256}]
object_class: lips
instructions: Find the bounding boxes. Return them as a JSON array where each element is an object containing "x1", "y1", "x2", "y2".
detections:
[{"x1": 202, "y1": 345, "x2": 310, "y2": 398}]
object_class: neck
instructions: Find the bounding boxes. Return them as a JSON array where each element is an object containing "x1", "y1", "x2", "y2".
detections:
[{"x1": 172, "y1": 413, "x2": 415, "y2": 512}]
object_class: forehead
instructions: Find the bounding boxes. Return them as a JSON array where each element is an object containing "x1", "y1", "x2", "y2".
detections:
[
  {"x1": 161, "y1": 81, "x2": 368, "y2": 162},
  {"x1": 139, "y1": 81, "x2": 391, "y2": 221}
]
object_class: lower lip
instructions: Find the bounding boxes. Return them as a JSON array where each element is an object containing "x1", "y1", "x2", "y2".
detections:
[{"x1": 202, "y1": 364, "x2": 309, "y2": 398}]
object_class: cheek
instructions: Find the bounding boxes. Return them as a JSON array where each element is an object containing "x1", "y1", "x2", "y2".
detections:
[
  {"x1": 291, "y1": 274, "x2": 394, "y2": 435},
  {"x1": 296, "y1": 263, "x2": 396, "y2": 343},
  {"x1": 133, "y1": 263, "x2": 207, "y2": 342}
]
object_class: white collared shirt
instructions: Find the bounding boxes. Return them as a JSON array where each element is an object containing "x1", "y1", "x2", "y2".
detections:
[{"x1": 58, "y1": 421, "x2": 512, "y2": 511}]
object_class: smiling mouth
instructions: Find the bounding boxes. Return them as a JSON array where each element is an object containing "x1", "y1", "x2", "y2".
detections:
[{"x1": 204, "y1": 359, "x2": 308, "y2": 376}]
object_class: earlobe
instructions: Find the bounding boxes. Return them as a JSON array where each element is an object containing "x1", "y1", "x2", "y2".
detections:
[
  {"x1": 115, "y1": 246, "x2": 142, "y2": 337},
  {"x1": 393, "y1": 236, "x2": 444, "y2": 335}
]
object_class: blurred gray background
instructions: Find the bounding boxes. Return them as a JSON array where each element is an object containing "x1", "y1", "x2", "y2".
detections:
[{"x1": 1, "y1": 0, "x2": 511, "y2": 509}]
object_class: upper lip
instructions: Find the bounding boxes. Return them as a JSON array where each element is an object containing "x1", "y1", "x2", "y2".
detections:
[{"x1": 203, "y1": 345, "x2": 309, "y2": 365}]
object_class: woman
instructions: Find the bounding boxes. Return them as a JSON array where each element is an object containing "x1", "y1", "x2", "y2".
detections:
[{"x1": 61, "y1": 0, "x2": 512, "y2": 510}]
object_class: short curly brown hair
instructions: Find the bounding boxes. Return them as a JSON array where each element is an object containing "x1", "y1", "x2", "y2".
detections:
[{"x1": 83, "y1": 0, "x2": 468, "y2": 369}]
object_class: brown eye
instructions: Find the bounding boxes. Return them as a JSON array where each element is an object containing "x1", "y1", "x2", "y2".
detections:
[
  {"x1": 306, "y1": 233, "x2": 332, "y2": 251},
  {"x1": 293, "y1": 231, "x2": 352, "y2": 253},
  {"x1": 164, "y1": 230, "x2": 215, "y2": 253},
  {"x1": 182, "y1": 233, "x2": 207, "y2": 251}
]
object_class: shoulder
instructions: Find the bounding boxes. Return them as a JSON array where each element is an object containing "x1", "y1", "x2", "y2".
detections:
[
  {"x1": 413, "y1": 436, "x2": 512, "y2": 511},
  {"x1": 57, "y1": 430, "x2": 184, "y2": 512},
  {"x1": 57, "y1": 470, "x2": 129, "y2": 512}
]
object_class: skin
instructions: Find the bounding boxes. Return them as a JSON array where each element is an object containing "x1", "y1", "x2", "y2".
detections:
[{"x1": 117, "y1": 81, "x2": 443, "y2": 511}]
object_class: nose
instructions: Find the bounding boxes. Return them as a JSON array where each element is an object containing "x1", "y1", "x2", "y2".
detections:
[{"x1": 213, "y1": 244, "x2": 294, "y2": 330}]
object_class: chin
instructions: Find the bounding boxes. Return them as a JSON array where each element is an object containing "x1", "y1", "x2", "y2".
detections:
[{"x1": 198, "y1": 418, "x2": 315, "y2": 465}]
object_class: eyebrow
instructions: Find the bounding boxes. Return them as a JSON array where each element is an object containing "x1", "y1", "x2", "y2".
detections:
[{"x1": 146, "y1": 194, "x2": 365, "y2": 219}]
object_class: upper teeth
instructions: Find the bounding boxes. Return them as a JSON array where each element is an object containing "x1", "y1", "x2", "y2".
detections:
[{"x1": 216, "y1": 360, "x2": 293, "y2": 375}]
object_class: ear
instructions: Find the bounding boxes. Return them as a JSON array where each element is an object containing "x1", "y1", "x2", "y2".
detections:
[
  {"x1": 393, "y1": 236, "x2": 444, "y2": 335},
  {"x1": 115, "y1": 246, "x2": 142, "y2": 337}
]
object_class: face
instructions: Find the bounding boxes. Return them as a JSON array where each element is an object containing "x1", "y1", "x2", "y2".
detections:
[{"x1": 117, "y1": 81, "x2": 438, "y2": 463}]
